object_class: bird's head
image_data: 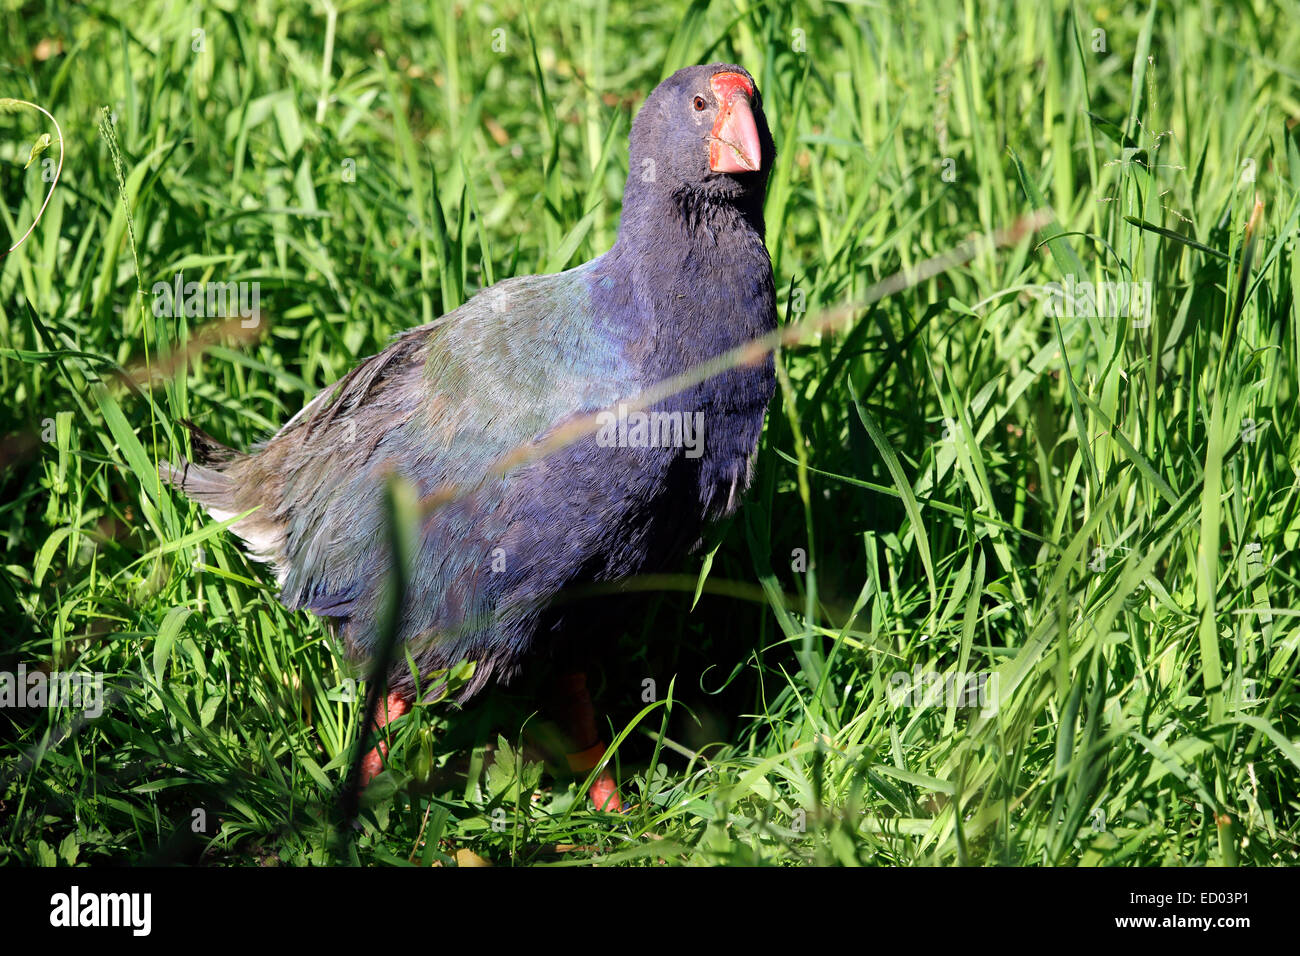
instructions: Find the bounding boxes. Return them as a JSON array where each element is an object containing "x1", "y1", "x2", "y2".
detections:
[{"x1": 627, "y1": 63, "x2": 775, "y2": 206}]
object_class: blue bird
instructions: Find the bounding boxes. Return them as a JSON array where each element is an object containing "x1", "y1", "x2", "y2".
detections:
[{"x1": 163, "y1": 63, "x2": 777, "y2": 810}]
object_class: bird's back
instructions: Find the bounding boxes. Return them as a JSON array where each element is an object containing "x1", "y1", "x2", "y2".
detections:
[{"x1": 164, "y1": 256, "x2": 767, "y2": 697}]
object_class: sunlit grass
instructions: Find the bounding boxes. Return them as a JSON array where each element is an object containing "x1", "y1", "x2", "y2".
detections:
[{"x1": 2, "y1": 0, "x2": 1298, "y2": 866}]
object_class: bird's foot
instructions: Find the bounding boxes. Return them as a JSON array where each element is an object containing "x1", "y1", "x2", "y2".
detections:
[
  {"x1": 359, "y1": 691, "x2": 410, "y2": 785},
  {"x1": 551, "y1": 670, "x2": 625, "y2": 811},
  {"x1": 566, "y1": 740, "x2": 624, "y2": 812}
]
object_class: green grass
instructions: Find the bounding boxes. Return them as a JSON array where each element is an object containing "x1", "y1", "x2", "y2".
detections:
[{"x1": 2, "y1": 0, "x2": 1299, "y2": 866}]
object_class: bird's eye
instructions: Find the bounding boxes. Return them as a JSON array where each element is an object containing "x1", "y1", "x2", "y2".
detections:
[{"x1": 692, "y1": 95, "x2": 707, "y2": 111}]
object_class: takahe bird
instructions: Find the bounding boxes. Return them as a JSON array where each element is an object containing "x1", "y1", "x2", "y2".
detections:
[{"x1": 162, "y1": 63, "x2": 776, "y2": 811}]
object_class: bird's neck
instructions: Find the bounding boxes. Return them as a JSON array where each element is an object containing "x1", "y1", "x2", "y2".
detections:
[
  {"x1": 605, "y1": 181, "x2": 774, "y2": 338},
  {"x1": 612, "y1": 179, "x2": 766, "y2": 257},
  {"x1": 597, "y1": 180, "x2": 776, "y2": 379}
]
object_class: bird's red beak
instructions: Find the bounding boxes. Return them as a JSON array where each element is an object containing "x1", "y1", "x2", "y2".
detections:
[{"x1": 708, "y1": 72, "x2": 761, "y2": 174}]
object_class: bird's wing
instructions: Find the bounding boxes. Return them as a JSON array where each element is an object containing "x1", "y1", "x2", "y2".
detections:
[{"x1": 176, "y1": 259, "x2": 641, "y2": 621}]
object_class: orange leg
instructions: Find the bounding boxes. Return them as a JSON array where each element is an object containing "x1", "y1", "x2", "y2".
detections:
[
  {"x1": 359, "y1": 691, "x2": 410, "y2": 785},
  {"x1": 554, "y1": 671, "x2": 623, "y2": 812}
]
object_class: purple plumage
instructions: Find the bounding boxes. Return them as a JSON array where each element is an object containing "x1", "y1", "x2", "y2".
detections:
[{"x1": 162, "y1": 63, "x2": 777, "y2": 713}]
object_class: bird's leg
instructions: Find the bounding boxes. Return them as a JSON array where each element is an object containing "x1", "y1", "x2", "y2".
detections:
[
  {"x1": 359, "y1": 691, "x2": 410, "y2": 785},
  {"x1": 552, "y1": 671, "x2": 623, "y2": 812}
]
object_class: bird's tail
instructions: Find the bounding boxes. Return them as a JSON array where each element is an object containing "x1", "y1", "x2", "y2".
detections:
[
  {"x1": 159, "y1": 420, "x2": 289, "y2": 581},
  {"x1": 157, "y1": 419, "x2": 240, "y2": 513}
]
